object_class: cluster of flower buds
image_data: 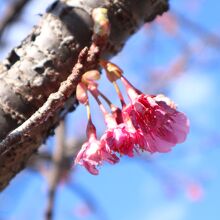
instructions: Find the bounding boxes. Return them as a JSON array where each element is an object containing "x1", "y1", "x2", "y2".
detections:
[{"x1": 75, "y1": 61, "x2": 190, "y2": 175}]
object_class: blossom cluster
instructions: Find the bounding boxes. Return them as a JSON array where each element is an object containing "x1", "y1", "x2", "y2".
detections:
[{"x1": 74, "y1": 61, "x2": 189, "y2": 175}]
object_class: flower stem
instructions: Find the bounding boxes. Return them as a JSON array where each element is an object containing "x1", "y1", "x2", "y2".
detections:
[
  {"x1": 97, "y1": 89, "x2": 113, "y2": 107},
  {"x1": 89, "y1": 87, "x2": 108, "y2": 116},
  {"x1": 112, "y1": 81, "x2": 126, "y2": 107},
  {"x1": 120, "y1": 75, "x2": 141, "y2": 100},
  {"x1": 86, "y1": 103, "x2": 91, "y2": 121}
]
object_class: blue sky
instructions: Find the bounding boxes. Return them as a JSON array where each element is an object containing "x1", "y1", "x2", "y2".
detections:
[{"x1": 0, "y1": 0, "x2": 220, "y2": 220}]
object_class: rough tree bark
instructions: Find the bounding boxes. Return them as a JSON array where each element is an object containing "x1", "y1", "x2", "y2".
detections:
[{"x1": 0, "y1": 0, "x2": 169, "y2": 191}]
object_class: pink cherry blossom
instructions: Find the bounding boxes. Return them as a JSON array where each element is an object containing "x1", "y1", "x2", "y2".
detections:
[
  {"x1": 75, "y1": 120, "x2": 119, "y2": 175},
  {"x1": 75, "y1": 136, "x2": 102, "y2": 175},
  {"x1": 101, "y1": 124, "x2": 136, "y2": 157},
  {"x1": 76, "y1": 70, "x2": 190, "y2": 175},
  {"x1": 100, "y1": 113, "x2": 145, "y2": 157},
  {"x1": 123, "y1": 94, "x2": 189, "y2": 153}
]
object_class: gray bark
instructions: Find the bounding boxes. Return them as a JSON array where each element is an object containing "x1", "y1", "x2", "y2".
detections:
[{"x1": 0, "y1": 0, "x2": 169, "y2": 191}]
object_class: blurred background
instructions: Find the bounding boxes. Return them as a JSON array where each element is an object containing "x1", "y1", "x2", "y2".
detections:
[{"x1": 0, "y1": 0, "x2": 220, "y2": 220}]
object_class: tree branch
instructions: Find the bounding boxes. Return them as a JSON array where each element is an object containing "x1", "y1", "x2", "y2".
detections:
[
  {"x1": 45, "y1": 120, "x2": 66, "y2": 220},
  {"x1": 0, "y1": 38, "x2": 101, "y2": 191},
  {"x1": 0, "y1": 0, "x2": 169, "y2": 191}
]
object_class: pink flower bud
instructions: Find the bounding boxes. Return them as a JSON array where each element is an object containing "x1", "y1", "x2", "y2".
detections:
[
  {"x1": 82, "y1": 70, "x2": 101, "y2": 83},
  {"x1": 100, "y1": 60, "x2": 123, "y2": 82},
  {"x1": 76, "y1": 82, "x2": 88, "y2": 105}
]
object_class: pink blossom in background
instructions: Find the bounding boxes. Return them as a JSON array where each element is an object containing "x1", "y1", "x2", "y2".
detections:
[
  {"x1": 73, "y1": 203, "x2": 91, "y2": 218},
  {"x1": 156, "y1": 12, "x2": 179, "y2": 35},
  {"x1": 186, "y1": 182, "x2": 204, "y2": 202}
]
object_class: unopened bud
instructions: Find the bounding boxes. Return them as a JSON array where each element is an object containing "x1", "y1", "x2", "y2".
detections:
[
  {"x1": 92, "y1": 8, "x2": 110, "y2": 37},
  {"x1": 82, "y1": 70, "x2": 101, "y2": 83},
  {"x1": 76, "y1": 82, "x2": 88, "y2": 105},
  {"x1": 86, "y1": 119, "x2": 97, "y2": 138},
  {"x1": 100, "y1": 60, "x2": 123, "y2": 82}
]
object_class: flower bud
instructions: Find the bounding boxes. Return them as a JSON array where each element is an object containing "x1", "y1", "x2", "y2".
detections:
[
  {"x1": 100, "y1": 60, "x2": 123, "y2": 82},
  {"x1": 82, "y1": 70, "x2": 101, "y2": 83},
  {"x1": 92, "y1": 8, "x2": 110, "y2": 37},
  {"x1": 76, "y1": 82, "x2": 88, "y2": 105}
]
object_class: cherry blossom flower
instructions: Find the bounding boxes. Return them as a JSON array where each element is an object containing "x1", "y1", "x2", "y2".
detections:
[
  {"x1": 75, "y1": 120, "x2": 119, "y2": 175},
  {"x1": 101, "y1": 123, "x2": 136, "y2": 157},
  {"x1": 75, "y1": 61, "x2": 190, "y2": 175},
  {"x1": 121, "y1": 76, "x2": 189, "y2": 153},
  {"x1": 100, "y1": 112, "x2": 143, "y2": 157}
]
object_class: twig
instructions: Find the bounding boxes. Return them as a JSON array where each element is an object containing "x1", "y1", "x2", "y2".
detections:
[
  {"x1": 27, "y1": 138, "x2": 82, "y2": 171},
  {"x1": 45, "y1": 120, "x2": 66, "y2": 220},
  {"x1": 0, "y1": 0, "x2": 169, "y2": 191},
  {"x1": 0, "y1": 40, "x2": 101, "y2": 191},
  {"x1": 0, "y1": 43, "x2": 100, "y2": 155}
]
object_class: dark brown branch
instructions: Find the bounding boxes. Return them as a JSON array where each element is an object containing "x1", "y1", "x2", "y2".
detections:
[
  {"x1": 0, "y1": 42, "x2": 100, "y2": 154},
  {"x1": 0, "y1": 39, "x2": 101, "y2": 191},
  {"x1": 0, "y1": 0, "x2": 169, "y2": 191}
]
